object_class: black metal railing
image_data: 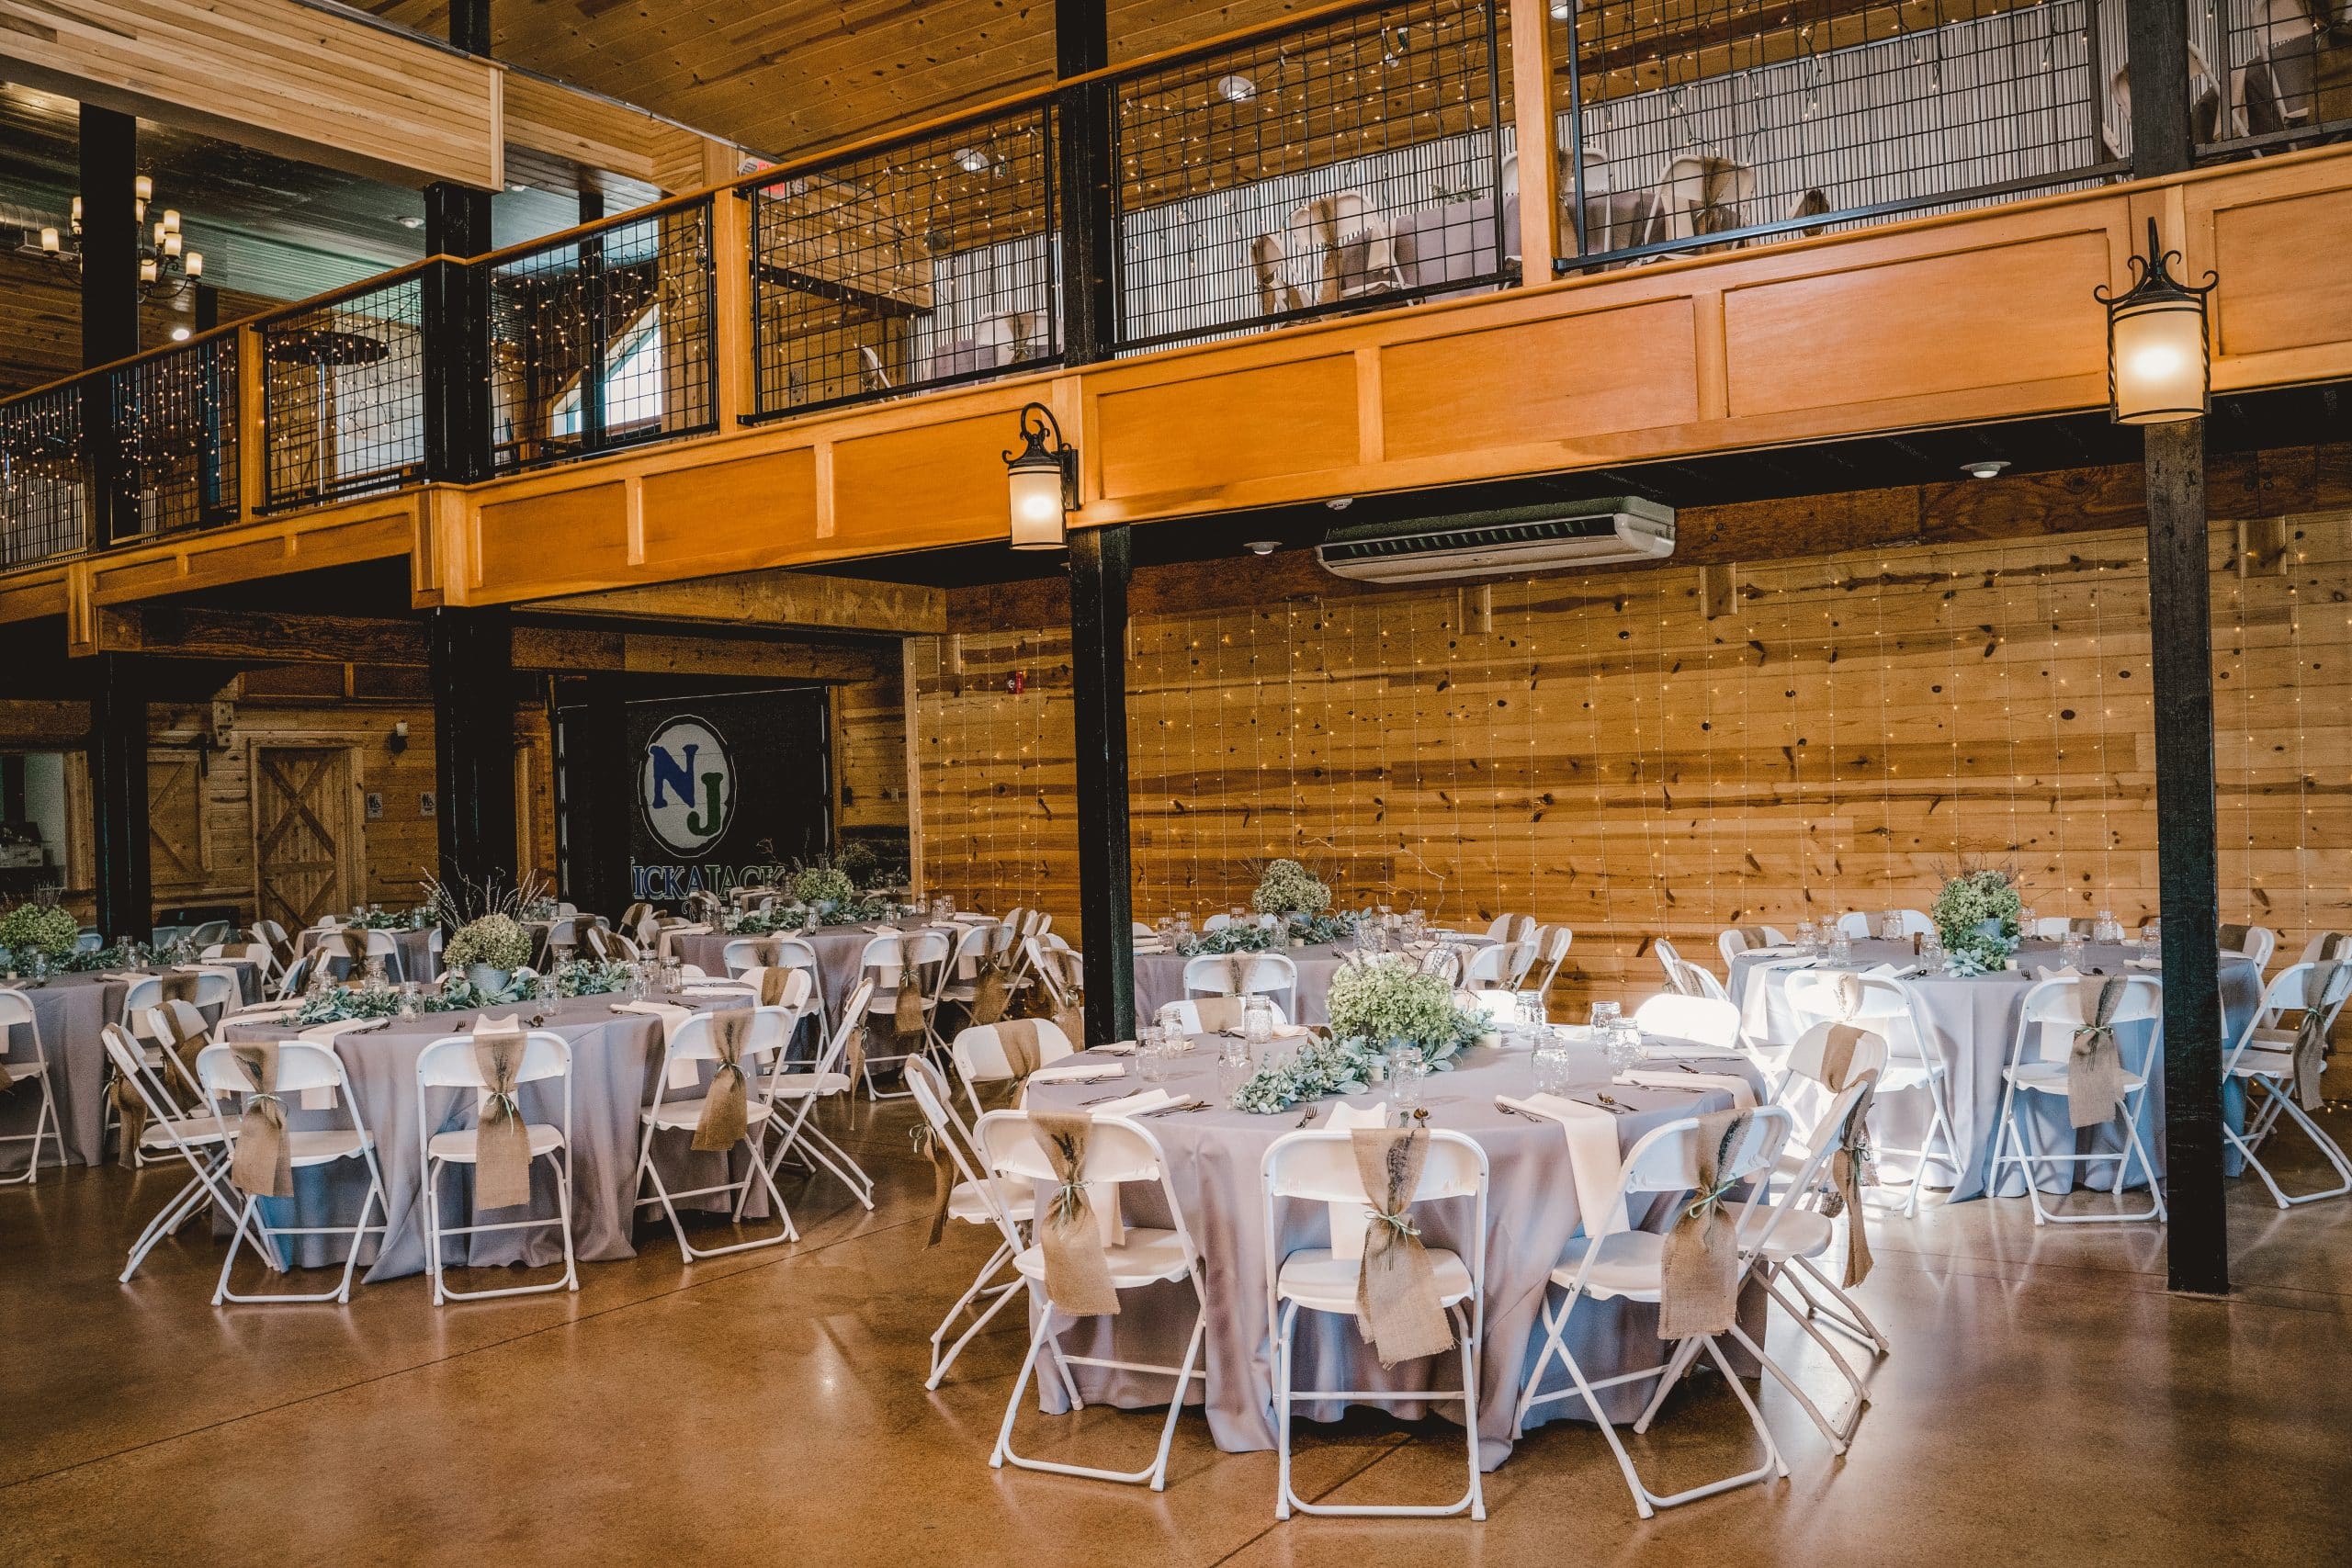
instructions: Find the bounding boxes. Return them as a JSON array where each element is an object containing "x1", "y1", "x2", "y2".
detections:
[
  {"x1": 488, "y1": 197, "x2": 718, "y2": 472},
  {"x1": 1553, "y1": 0, "x2": 2123, "y2": 270},
  {"x1": 109, "y1": 333, "x2": 239, "y2": 536},
  {"x1": 260, "y1": 271, "x2": 426, "y2": 511},
  {"x1": 1111, "y1": 0, "x2": 1510, "y2": 353},
  {"x1": 0, "y1": 378, "x2": 89, "y2": 565},
  {"x1": 747, "y1": 104, "x2": 1063, "y2": 419},
  {"x1": 2197, "y1": 0, "x2": 2352, "y2": 159}
]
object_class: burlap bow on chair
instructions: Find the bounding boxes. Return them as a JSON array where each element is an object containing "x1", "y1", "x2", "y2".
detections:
[
  {"x1": 469, "y1": 1024, "x2": 533, "y2": 1212},
  {"x1": 2218, "y1": 922, "x2": 2251, "y2": 953},
  {"x1": 891, "y1": 950, "x2": 938, "y2": 1041},
  {"x1": 1811, "y1": 1025, "x2": 1876, "y2": 1288},
  {"x1": 1192, "y1": 996, "x2": 1246, "y2": 1034},
  {"x1": 2292, "y1": 962, "x2": 2342, "y2": 1111},
  {"x1": 1736, "y1": 925, "x2": 1775, "y2": 950},
  {"x1": 1658, "y1": 1109, "x2": 1753, "y2": 1341},
  {"x1": 1351, "y1": 1127, "x2": 1453, "y2": 1367},
  {"x1": 982, "y1": 1018, "x2": 1047, "y2": 1108},
  {"x1": 110, "y1": 1001, "x2": 213, "y2": 1164},
  {"x1": 2067, "y1": 976, "x2": 2132, "y2": 1129},
  {"x1": 1027, "y1": 1110, "x2": 1121, "y2": 1316},
  {"x1": 227, "y1": 1041, "x2": 295, "y2": 1199},
  {"x1": 918, "y1": 1120, "x2": 962, "y2": 1247},
  {"x1": 691, "y1": 1010, "x2": 752, "y2": 1153},
  {"x1": 967, "y1": 946, "x2": 1013, "y2": 1027}
]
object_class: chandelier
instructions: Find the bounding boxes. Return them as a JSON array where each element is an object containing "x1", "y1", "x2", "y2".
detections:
[{"x1": 28, "y1": 175, "x2": 206, "y2": 300}]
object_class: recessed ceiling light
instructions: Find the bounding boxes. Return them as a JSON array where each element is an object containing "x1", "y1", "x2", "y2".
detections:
[
  {"x1": 1550, "y1": 1, "x2": 1571, "y2": 17},
  {"x1": 394, "y1": 214, "x2": 423, "y2": 230},
  {"x1": 169, "y1": 326, "x2": 190, "y2": 341},
  {"x1": 953, "y1": 147, "x2": 993, "y2": 174},
  {"x1": 1214, "y1": 73, "x2": 1257, "y2": 103},
  {"x1": 1961, "y1": 457, "x2": 2010, "y2": 479},
  {"x1": 1325, "y1": 496, "x2": 1354, "y2": 511},
  {"x1": 1244, "y1": 540, "x2": 1280, "y2": 557}
]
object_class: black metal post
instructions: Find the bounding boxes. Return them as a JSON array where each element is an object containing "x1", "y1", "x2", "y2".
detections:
[
  {"x1": 79, "y1": 105, "x2": 138, "y2": 550},
  {"x1": 1069, "y1": 525, "x2": 1136, "y2": 1045},
  {"x1": 423, "y1": 186, "x2": 493, "y2": 484},
  {"x1": 447, "y1": 0, "x2": 491, "y2": 56},
  {"x1": 565, "y1": 675, "x2": 633, "y2": 916},
  {"x1": 427, "y1": 607, "x2": 519, "y2": 897},
  {"x1": 579, "y1": 188, "x2": 608, "y2": 454},
  {"x1": 90, "y1": 653, "x2": 151, "y2": 944},
  {"x1": 2126, "y1": 0, "x2": 2226, "y2": 1294},
  {"x1": 1055, "y1": 0, "x2": 1115, "y2": 363}
]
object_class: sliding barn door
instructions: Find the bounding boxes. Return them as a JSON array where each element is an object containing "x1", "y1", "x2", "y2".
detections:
[{"x1": 252, "y1": 747, "x2": 356, "y2": 929}]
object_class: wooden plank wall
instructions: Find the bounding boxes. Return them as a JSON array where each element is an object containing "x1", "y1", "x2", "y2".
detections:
[
  {"x1": 833, "y1": 667, "x2": 911, "y2": 850},
  {"x1": 914, "y1": 509, "x2": 2352, "y2": 1013}
]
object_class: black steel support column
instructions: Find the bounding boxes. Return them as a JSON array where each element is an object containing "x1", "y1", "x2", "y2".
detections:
[
  {"x1": 1055, "y1": 0, "x2": 1115, "y2": 364},
  {"x1": 1069, "y1": 525, "x2": 1136, "y2": 1044},
  {"x1": 579, "y1": 189, "x2": 608, "y2": 452},
  {"x1": 422, "y1": 186, "x2": 492, "y2": 484},
  {"x1": 90, "y1": 654, "x2": 150, "y2": 944},
  {"x1": 428, "y1": 607, "x2": 519, "y2": 896},
  {"x1": 566, "y1": 676, "x2": 633, "y2": 917},
  {"x1": 2127, "y1": 0, "x2": 2226, "y2": 1294},
  {"x1": 79, "y1": 105, "x2": 138, "y2": 549}
]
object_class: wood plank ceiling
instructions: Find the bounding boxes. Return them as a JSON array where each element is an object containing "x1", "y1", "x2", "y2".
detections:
[{"x1": 363, "y1": 2, "x2": 1320, "y2": 159}]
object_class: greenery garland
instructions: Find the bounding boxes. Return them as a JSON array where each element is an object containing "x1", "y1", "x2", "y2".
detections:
[{"x1": 1229, "y1": 958, "x2": 1487, "y2": 1114}]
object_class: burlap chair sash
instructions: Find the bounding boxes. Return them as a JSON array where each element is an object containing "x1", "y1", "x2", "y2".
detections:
[
  {"x1": 1812, "y1": 1027, "x2": 1877, "y2": 1288},
  {"x1": 967, "y1": 948, "x2": 1013, "y2": 1027},
  {"x1": 690, "y1": 1010, "x2": 752, "y2": 1153},
  {"x1": 1736, "y1": 925, "x2": 1775, "y2": 949},
  {"x1": 109, "y1": 1007, "x2": 210, "y2": 1166},
  {"x1": 469, "y1": 1026, "x2": 534, "y2": 1212},
  {"x1": 754, "y1": 966, "x2": 797, "y2": 1009},
  {"x1": 157, "y1": 971, "x2": 199, "y2": 1007},
  {"x1": 2218, "y1": 922, "x2": 2251, "y2": 953},
  {"x1": 2066, "y1": 976, "x2": 2131, "y2": 1130},
  {"x1": 1027, "y1": 1111, "x2": 1122, "y2": 1316},
  {"x1": 918, "y1": 1122, "x2": 961, "y2": 1247},
  {"x1": 2292, "y1": 961, "x2": 2343, "y2": 1111},
  {"x1": 226, "y1": 1041, "x2": 295, "y2": 1198},
  {"x1": 1193, "y1": 995, "x2": 1247, "y2": 1034},
  {"x1": 891, "y1": 955, "x2": 939, "y2": 1039},
  {"x1": 1658, "y1": 1109, "x2": 1752, "y2": 1341},
  {"x1": 1350, "y1": 1127, "x2": 1454, "y2": 1367},
  {"x1": 2317, "y1": 933, "x2": 2352, "y2": 963}
]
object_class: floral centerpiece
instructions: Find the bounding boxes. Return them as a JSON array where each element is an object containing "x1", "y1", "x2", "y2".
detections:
[
  {"x1": 1176, "y1": 912, "x2": 1358, "y2": 956},
  {"x1": 61, "y1": 944, "x2": 128, "y2": 973},
  {"x1": 1231, "y1": 956, "x2": 1486, "y2": 1113},
  {"x1": 0, "y1": 901, "x2": 81, "y2": 964},
  {"x1": 347, "y1": 908, "x2": 420, "y2": 931},
  {"x1": 445, "y1": 913, "x2": 533, "y2": 991},
  {"x1": 1250, "y1": 859, "x2": 1332, "y2": 920},
  {"x1": 1932, "y1": 864, "x2": 2024, "y2": 976},
  {"x1": 791, "y1": 862, "x2": 856, "y2": 913},
  {"x1": 547, "y1": 958, "x2": 635, "y2": 998}
]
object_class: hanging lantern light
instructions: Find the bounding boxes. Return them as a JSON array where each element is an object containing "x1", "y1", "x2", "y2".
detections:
[
  {"x1": 2096, "y1": 218, "x2": 2219, "y2": 425},
  {"x1": 1003, "y1": 402, "x2": 1076, "y2": 550}
]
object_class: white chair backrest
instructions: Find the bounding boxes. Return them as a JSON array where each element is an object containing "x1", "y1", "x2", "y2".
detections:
[
  {"x1": 978, "y1": 1108, "x2": 1167, "y2": 1188},
  {"x1": 952, "y1": 1020, "x2": 1075, "y2": 1088},
  {"x1": 1455, "y1": 988, "x2": 1516, "y2": 1024},
  {"x1": 2017, "y1": 974, "x2": 2164, "y2": 1066},
  {"x1": 738, "y1": 966, "x2": 815, "y2": 1018},
  {"x1": 861, "y1": 929, "x2": 951, "y2": 987},
  {"x1": 1182, "y1": 951, "x2": 1298, "y2": 998},
  {"x1": 100, "y1": 1021, "x2": 193, "y2": 1134},
  {"x1": 723, "y1": 936, "x2": 819, "y2": 980},
  {"x1": 1151, "y1": 996, "x2": 1288, "y2": 1032},
  {"x1": 364, "y1": 930, "x2": 401, "y2": 958},
  {"x1": 1462, "y1": 942, "x2": 1520, "y2": 989},
  {"x1": 1131, "y1": 922, "x2": 1155, "y2": 939},
  {"x1": 1028, "y1": 938, "x2": 1082, "y2": 1010},
  {"x1": 2232, "y1": 925, "x2": 2278, "y2": 972},
  {"x1": 1786, "y1": 970, "x2": 1928, "y2": 1059},
  {"x1": 122, "y1": 971, "x2": 239, "y2": 1031},
  {"x1": 666, "y1": 1008, "x2": 789, "y2": 1066},
  {"x1": 1632, "y1": 992, "x2": 1741, "y2": 1050},
  {"x1": 416, "y1": 1029, "x2": 571, "y2": 1089},
  {"x1": 1672, "y1": 957, "x2": 1730, "y2": 1004},
  {"x1": 1783, "y1": 1021, "x2": 1889, "y2": 1091},
  {"x1": 254, "y1": 919, "x2": 288, "y2": 948},
  {"x1": 1264, "y1": 1125, "x2": 1486, "y2": 1262},
  {"x1": 1836, "y1": 909, "x2": 1934, "y2": 938},
  {"x1": 2228, "y1": 961, "x2": 2352, "y2": 1071},
  {"x1": 1202, "y1": 913, "x2": 1235, "y2": 933},
  {"x1": 1655, "y1": 936, "x2": 1688, "y2": 987},
  {"x1": 554, "y1": 901, "x2": 579, "y2": 919},
  {"x1": 196, "y1": 1038, "x2": 349, "y2": 1097},
  {"x1": 0, "y1": 987, "x2": 33, "y2": 1031},
  {"x1": 2296, "y1": 931, "x2": 2352, "y2": 965},
  {"x1": 201, "y1": 942, "x2": 268, "y2": 964},
  {"x1": 1617, "y1": 1106, "x2": 1793, "y2": 1199}
]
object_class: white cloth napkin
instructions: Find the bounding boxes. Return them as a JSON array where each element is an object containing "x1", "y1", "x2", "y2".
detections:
[
  {"x1": 229, "y1": 1000, "x2": 301, "y2": 1021},
  {"x1": 2126, "y1": 956, "x2": 2162, "y2": 970},
  {"x1": 1089, "y1": 1041, "x2": 1138, "y2": 1056},
  {"x1": 1635, "y1": 1040, "x2": 1741, "y2": 1060},
  {"x1": 296, "y1": 1018, "x2": 389, "y2": 1043},
  {"x1": 1498, "y1": 1093, "x2": 1630, "y2": 1236},
  {"x1": 683, "y1": 982, "x2": 754, "y2": 996},
  {"x1": 1026, "y1": 1059, "x2": 1126, "y2": 1086},
  {"x1": 1616, "y1": 1068, "x2": 1757, "y2": 1111},
  {"x1": 1089, "y1": 1089, "x2": 1195, "y2": 1119},
  {"x1": 1133, "y1": 941, "x2": 1170, "y2": 954},
  {"x1": 654, "y1": 923, "x2": 712, "y2": 960},
  {"x1": 613, "y1": 1000, "x2": 699, "y2": 1089},
  {"x1": 950, "y1": 913, "x2": 994, "y2": 924}
]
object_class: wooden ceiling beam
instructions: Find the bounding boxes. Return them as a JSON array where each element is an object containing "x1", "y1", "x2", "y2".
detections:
[
  {"x1": 522, "y1": 569, "x2": 947, "y2": 636},
  {"x1": 513, "y1": 624, "x2": 888, "y2": 682}
]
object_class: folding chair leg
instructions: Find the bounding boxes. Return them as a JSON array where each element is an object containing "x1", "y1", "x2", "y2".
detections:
[
  {"x1": 1760, "y1": 1271, "x2": 1869, "y2": 1443},
  {"x1": 1631, "y1": 1334, "x2": 1705, "y2": 1434},
  {"x1": 1731, "y1": 1318, "x2": 1848, "y2": 1455}
]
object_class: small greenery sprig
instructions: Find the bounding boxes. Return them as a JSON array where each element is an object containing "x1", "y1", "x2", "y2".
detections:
[
  {"x1": 1232, "y1": 1034, "x2": 1379, "y2": 1114},
  {"x1": 61, "y1": 943, "x2": 128, "y2": 973},
  {"x1": 547, "y1": 958, "x2": 635, "y2": 998},
  {"x1": 1174, "y1": 911, "x2": 1358, "y2": 956}
]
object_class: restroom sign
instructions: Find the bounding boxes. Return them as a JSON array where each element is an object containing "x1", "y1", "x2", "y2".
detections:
[{"x1": 639, "y1": 714, "x2": 734, "y2": 856}]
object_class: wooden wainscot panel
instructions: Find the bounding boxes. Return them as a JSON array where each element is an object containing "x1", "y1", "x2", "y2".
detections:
[
  {"x1": 2208, "y1": 183, "x2": 2352, "y2": 367},
  {"x1": 1380, "y1": 297, "x2": 1702, "y2": 461},
  {"x1": 639, "y1": 447, "x2": 820, "y2": 571},
  {"x1": 86, "y1": 496, "x2": 418, "y2": 607},
  {"x1": 1093, "y1": 355, "x2": 1360, "y2": 502},
  {"x1": 830, "y1": 412, "x2": 1021, "y2": 556},
  {"x1": 1721, "y1": 226, "x2": 2114, "y2": 420},
  {"x1": 474, "y1": 482, "x2": 631, "y2": 592},
  {"x1": 0, "y1": 565, "x2": 70, "y2": 625}
]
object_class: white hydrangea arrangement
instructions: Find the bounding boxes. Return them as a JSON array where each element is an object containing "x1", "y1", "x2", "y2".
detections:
[
  {"x1": 1250, "y1": 858, "x2": 1332, "y2": 919},
  {"x1": 1232, "y1": 957, "x2": 1485, "y2": 1113},
  {"x1": 444, "y1": 913, "x2": 533, "y2": 974},
  {"x1": 1933, "y1": 865, "x2": 2023, "y2": 976}
]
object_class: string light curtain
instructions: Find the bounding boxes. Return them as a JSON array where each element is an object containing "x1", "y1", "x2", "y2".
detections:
[
  {"x1": 109, "y1": 333, "x2": 239, "y2": 536},
  {"x1": 0, "y1": 381, "x2": 90, "y2": 564},
  {"x1": 260, "y1": 275, "x2": 425, "y2": 510}
]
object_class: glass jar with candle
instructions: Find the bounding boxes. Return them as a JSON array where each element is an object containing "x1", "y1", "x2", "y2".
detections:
[{"x1": 1242, "y1": 995, "x2": 1275, "y2": 1049}]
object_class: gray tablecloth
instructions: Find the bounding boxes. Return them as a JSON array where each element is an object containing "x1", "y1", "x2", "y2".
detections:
[
  {"x1": 674, "y1": 920, "x2": 992, "y2": 1024},
  {"x1": 220, "y1": 990, "x2": 757, "y2": 1281},
  {"x1": 1134, "y1": 942, "x2": 1353, "y2": 1029},
  {"x1": 1023, "y1": 1039, "x2": 1765, "y2": 1471},
  {"x1": 1725, "y1": 939, "x2": 2263, "y2": 1200},
  {"x1": 0, "y1": 961, "x2": 263, "y2": 1172},
  {"x1": 298, "y1": 926, "x2": 439, "y2": 984}
]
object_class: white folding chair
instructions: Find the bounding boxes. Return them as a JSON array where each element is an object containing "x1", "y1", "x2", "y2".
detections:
[
  {"x1": 1262, "y1": 1124, "x2": 1488, "y2": 1519},
  {"x1": 1835, "y1": 910, "x2": 1933, "y2": 939},
  {"x1": 978, "y1": 1109, "x2": 1208, "y2": 1491},
  {"x1": 1718, "y1": 925, "x2": 1789, "y2": 968},
  {"x1": 194, "y1": 1040, "x2": 389, "y2": 1305},
  {"x1": 2227, "y1": 924, "x2": 2278, "y2": 976},
  {"x1": 725, "y1": 935, "x2": 824, "y2": 1013},
  {"x1": 1787, "y1": 971, "x2": 1961, "y2": 1215},
  {"x1": 858, "y1": 929, "x2": 952, "y2": 1098},
  {"x1": 115, "y1": 973, "x2": 240, "y2": 1163},
  {"x1": 1182, "y1": 951, "x2": 1299, "y2": 1019},
  {"x1": 414, "y1": 1029, "x2": 577, "y2": 1304},
  {"x1": 1026, "y1": 939, "x2": 1083, "y2": 1016},
  {"x1": 1989, "y1": 974, "x2": 2166, "y2": 1225},
  {"x1": 1202, "y1": 913, "x2": 1237, "y2": 933},
  {"x1": 187, "y1": 919, "x2": 236, "y2": 948},
  {"x1": 1512, "y1": 1107, "x2": 1798, "y2": 1517},
  {"x1": 99, "y1": 1023, "x2": 269, "y2": 1280},
  {"x1": 1633, "y1": 992, "x2": 1742, "y2": 1050},
  {"x1": 1461, "y1": 942, "x2": 1521, "y2": 991},
  {"x1": 631, "y1": 1008, "x2": 797, "y2": 1261},
  {"x1": 354, "y1": 929, "x2": 402, "y2": 984},
  {"x1": 0, "y1": 987, "x2": 62, "y2": 1184},
  {"x1": 908, "y1": 1056, "x2": 1045, "y2": 1391},
  {"x1": 950, "y1": 1019, "x2": 1077, "y2": 1126},
  {"x1": 2223, "y1": 960, "x2": 2352, "y2": 1208},
  {"x1": 751, "y1": 976, "x2": 876, "y2": 1213}
]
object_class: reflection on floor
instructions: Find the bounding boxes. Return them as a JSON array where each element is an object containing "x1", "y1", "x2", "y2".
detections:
[{"x1": 2, "y1": 1098, "x2": 2348, "y2": 1566}]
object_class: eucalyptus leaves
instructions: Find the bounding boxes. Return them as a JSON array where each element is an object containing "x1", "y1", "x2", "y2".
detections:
[
  {"x1": 290, "y1": 957, "x2": 637, "y2": 1023},
  {"x1": 1174, "y1": 912, "x2": 1356, "y2": 956},
  {"x1": 1230, "y1": 957, "x2": 1486, "y2": 1114}
]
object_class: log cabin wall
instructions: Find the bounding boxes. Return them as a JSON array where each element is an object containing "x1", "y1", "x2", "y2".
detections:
[{"x1": 914, "y1": 493, "x2": 2352, "y2": 1013}]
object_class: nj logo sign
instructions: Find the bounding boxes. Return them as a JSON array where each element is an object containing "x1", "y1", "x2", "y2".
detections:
[{"x1": 639, "y1": 715, "x2": 733, "y2": 857}]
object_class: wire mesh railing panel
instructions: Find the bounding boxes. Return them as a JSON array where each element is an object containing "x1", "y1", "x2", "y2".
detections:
[
  {"x1": 1555, "y1": 0, "x2": 2115, "y2": 269},
  {"x1": 749, "y1": 107, "x2": 1060, "y2": 419},
  {"x1": 261, "y1": 275, "x2": 425, "y2": 510},
  {"x1": 108, "y1": 334, "x2": 239, "y2": 537},
  {"x1": 489, "y1": 197, "x2": 718, "y2": 471},
  {"x1": 2198, "y1": 0, "x2": 2352, "y2": 157},
  {"x1": 1113, "y1": 0, "x2": 1509, "y2": 352},
  {"x1": 0, "y1": 381, "x2": 89, "y2": 566}
]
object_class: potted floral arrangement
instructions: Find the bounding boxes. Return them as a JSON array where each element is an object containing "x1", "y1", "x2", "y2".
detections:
[
  {"x1": 445, "y1": 913, "x2": 534, "y2": 995},
  {"x1": 791, "y1": 862, "x2": 856, "y2": 916},
  {"x1": 1233, "y1": 957, "x2": 1485, "y2": 1113},
  {"x1": 0, "y1": 900, "x2": 81, "y2": 967},
  {"x1": 1932, "y1": 864, "x2": 2024, "y2": 976},
  {"x1": 1250, "y1": 859, "x2": 1332, "y2": 921}
]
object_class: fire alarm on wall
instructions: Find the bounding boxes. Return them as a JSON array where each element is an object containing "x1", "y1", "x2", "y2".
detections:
[{"x1": 1007, "y1": 671, "x2": 1027, "y2": 694}]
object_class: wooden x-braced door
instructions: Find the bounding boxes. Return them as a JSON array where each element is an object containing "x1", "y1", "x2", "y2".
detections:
[{"x1": 252, "y1": 747, "x2": 356, "y2": 929}]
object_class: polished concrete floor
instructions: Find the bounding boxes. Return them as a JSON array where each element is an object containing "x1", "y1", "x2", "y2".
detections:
[{"x1": 4, "y1": 1096, "x2": 2349, "y2": 1568}]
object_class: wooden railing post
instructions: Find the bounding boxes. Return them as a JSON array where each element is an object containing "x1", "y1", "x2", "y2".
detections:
[
  {"x1": 710, "y1": 188, "x2": 752, "y2": 428},
  {"x1": 1509, "y1": 0, "x2": 1560, "y2": 284},
  {"x1": 237, "y1": 323, "x2": 266, "y2": 520}
]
